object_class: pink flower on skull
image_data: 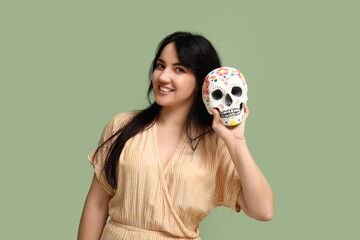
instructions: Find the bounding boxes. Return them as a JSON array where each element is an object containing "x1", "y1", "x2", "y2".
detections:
[
  {"x1": 202, "y1": 75, "x2": 210, "y2": 95},
  {"x1": 235, "y1": 70, "x2": 247, "y2": 86},
  {"x1": 216, "y1": 68, "x2": 229, "y2": 76},
  {"x1": 234, "y1": 69, "x2": 242, "y2": 79}
]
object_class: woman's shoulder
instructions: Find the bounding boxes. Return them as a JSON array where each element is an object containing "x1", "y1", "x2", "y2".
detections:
[
  {"x1": 110, "y1": 111, "x2": 139, "y2": 132},
  {"x1": 112, "y1": 111, "x2": 138, "y2": 122}
]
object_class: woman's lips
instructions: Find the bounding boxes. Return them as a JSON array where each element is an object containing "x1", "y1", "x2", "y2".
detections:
[{"x1": 159, "y1": 86, "x2": 174, "y2": 92}]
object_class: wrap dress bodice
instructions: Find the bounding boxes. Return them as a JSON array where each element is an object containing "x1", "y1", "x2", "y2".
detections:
[{"x1": 88, "y1": 112, "x2": 242, "y2": 239}]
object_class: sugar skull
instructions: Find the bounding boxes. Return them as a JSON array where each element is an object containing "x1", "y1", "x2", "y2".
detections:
[{"x1": 202, "y1": 67, "x2": 248, "y2": 126}]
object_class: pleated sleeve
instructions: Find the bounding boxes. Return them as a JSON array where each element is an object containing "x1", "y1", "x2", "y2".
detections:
[
  {"x1": 212, "y1": 139, "x2": 242, "y2": 213},
  {"x1": 87, "y1": 115, "x2": 117, "y2": 196},
  {"x1": 87, "y1": 112, "x2": 136, "y2": 196}
]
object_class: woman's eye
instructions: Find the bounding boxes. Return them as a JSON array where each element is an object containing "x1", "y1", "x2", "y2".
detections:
[
  {"x1": 176, "y1": 68, "x2": 185, "y2": 73},
  {"x1": 156, "y1": 63, "x2": 165, "y2": 69}
]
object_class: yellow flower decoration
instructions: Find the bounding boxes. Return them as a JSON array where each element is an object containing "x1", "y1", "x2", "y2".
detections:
[{"x1": 229, "y1": 119, "x2": 238, "y2": 126}]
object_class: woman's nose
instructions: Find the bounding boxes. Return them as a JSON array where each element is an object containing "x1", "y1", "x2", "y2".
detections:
[{"x1": 159, "y1": 68, "x2": 171, "y2": 82}]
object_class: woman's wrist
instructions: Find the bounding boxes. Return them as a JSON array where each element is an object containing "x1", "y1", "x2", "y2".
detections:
[{"x1": 224, "y1": 137, "x2": 247, "y2": 151}]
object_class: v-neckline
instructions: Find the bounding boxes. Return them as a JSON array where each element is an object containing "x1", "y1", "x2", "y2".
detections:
[{"x1": 153, "y1": 121, "x2": 185, "y2": 174}]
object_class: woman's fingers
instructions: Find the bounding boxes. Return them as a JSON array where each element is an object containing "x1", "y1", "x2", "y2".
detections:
[
  {"x1": 210, "y1": 108, "x2": 222, "y2": 130},
  {"x1": 210, "y1": 108, "x2": 220, "y2": 122},
  {"x1": 243, "y1": 104, "x2": 249, "y2": 121}
]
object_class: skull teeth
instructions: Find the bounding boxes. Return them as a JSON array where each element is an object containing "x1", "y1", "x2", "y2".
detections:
[{"x1": 220, "y1": 108, "x2": 241, "y2": 118}]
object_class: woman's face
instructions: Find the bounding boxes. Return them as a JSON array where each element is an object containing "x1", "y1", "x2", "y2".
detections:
[{"x1": 152, "y1": 42, "x2": 197, "y2": 111}]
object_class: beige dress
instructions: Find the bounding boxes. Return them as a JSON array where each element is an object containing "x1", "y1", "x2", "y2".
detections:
[{"x1": 88, "y1": 112, "x2": 242, "y2": 239}]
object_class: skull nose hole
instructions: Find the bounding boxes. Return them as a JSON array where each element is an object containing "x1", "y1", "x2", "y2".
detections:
[
  {"x1": 225, "y1": 94, "x2": 232, "y2": 106},
  {"x1": 240, "y1": 103, "x2": 243, "y2": 110}
]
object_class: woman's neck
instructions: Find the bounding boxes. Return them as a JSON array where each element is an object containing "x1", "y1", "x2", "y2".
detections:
[{"x1": 157, "y1": 105, "x2": 191, "y2": 131}]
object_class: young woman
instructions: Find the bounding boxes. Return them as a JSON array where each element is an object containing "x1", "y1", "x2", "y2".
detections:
[{"x1": 78, "y1": 32, "x2": 274, "y2": 240}]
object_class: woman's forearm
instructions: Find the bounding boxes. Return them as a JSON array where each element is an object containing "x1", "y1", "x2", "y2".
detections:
[
  {"x1": 78, "y1": 175, "x2": 112, "y2": 240},
  {"x1": 78, "y1": 196, "x2": 109, "y2": 240},
  {"x1": 226, "y1": 139, "x2": 274, "y2": 220}
]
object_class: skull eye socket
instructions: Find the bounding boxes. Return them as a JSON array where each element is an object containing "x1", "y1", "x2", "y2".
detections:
[
  {"x1": 231, "y1": 87, "x2": 242, "y2": 97},
  {"x1": 211, "y1": 90, "x2": 223, "y2": 100}
]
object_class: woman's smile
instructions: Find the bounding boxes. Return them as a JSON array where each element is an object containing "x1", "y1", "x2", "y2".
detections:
[{"x1": 159, "y1": 86, "x2": 174, "y2": 93}]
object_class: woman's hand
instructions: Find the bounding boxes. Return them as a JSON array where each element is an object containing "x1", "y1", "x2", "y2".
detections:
[{"x1": 210, "y1": 105, "x2": 249, "y2": 143}]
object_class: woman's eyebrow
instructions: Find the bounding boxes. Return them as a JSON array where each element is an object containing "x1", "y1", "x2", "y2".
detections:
[
  {"x1": 157, "y1": 58, "x2": 187, "y2": 68},
  {"x1": 173, "y1": 63, "x2": 187, "y2": 68}
]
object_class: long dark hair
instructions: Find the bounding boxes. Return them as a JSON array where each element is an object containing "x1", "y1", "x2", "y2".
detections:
[{"x1": 93, "y1": 31, "x2": 221, "y2": 189}]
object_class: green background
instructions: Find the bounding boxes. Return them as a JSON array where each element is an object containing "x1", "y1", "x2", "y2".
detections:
[{"x1": 1, "y1": 0, "x2": 359, "y2": 239}]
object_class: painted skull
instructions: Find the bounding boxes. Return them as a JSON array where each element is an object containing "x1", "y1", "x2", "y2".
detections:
[{"x1": 202, "y1": 67, "x2": 248, "y2": 126}]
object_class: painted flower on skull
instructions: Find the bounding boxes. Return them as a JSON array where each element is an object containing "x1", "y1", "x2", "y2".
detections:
[
  {"x1": 229, "y1": 118, "x2": 239, "y2": 126},
  {"x1": 235, "y1": 70, "x2": 247, "y2": 87},
  {"x1": 202, "y1": 75, "x2": 210, "y2": 95},
  {"x1": 216, "y1": 68, "x2": 229, "y2": 76}
]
